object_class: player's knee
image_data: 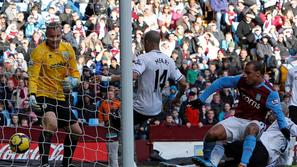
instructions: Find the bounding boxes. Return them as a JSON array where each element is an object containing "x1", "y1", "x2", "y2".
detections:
[
  {"x1": 71, "y1": 123, "x2": 83, "y2": 136},
  {"x1": 44, "y1": 122, "x2": 58, "y2": 132},
  {"x1": 245, "y1": 123, "x2": 259, "y2": 136},
  {"x1": 205, "y1": 125, "x2": 226, "y2": 141}
]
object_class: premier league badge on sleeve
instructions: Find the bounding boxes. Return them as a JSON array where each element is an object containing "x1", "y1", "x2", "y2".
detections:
[{"x1": 255, "y1": 93, "x2": 261, "y2": 101}]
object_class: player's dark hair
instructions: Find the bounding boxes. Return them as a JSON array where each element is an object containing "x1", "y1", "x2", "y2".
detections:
[
  {"x1": 246, "y1": 61, "x2": 265, "y2": 75},
  {"x1": 144, "y1": 30, "x2": 160, "y2": 45},
  {"x1": 46, "y1": 22, "x2": 62, "y2": 32}
]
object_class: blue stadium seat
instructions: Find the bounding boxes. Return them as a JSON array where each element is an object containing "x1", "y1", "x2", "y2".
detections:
[
  {"x1": 71, "y1": 109, "x2": 78, "y2": 119},
  {"x1": 88, "y1": 118, "x2": 99, "y2": 126}
]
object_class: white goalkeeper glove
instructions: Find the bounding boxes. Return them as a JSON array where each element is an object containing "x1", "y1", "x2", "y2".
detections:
[
  {"x1": 29, "y1": 94, "x2": 41, "y2": 111},
  {"x1": 62, "y1": 77, "x2": 80, "y2": 93}
]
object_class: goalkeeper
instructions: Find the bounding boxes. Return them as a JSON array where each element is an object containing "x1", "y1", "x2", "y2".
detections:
[{"x1": 28, "y1": 19, "x2": 81, "y2": 167}]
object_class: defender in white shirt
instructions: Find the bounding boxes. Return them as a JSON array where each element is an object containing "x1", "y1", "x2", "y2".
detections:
[
  {"x1": 285, "y1": 65, "x2": 297, "y2": 124},
  {"x1": 93, "y1": 30, "x2": 187, "y2": 125},
  {"x1": 132, "y1": 30, "x2": 186, "y2": 125}
]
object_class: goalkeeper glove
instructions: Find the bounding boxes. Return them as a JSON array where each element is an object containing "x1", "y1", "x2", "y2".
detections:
[
  {"x1": 280, "y1": 127, "x2": 290, "y2": 141},
  {"x1": 62, "y1": 77, "x2": 80, "y2": 93},
  {"x1": 29, "y1": 94, "x2": 41, "y2": 111}
]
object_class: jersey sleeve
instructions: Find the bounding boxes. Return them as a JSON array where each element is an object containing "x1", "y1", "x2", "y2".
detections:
[
  {"x1": 169, "y1": 61, "x2": 183, "y2": 81},
  {"x1": 285, "y1": 69, "x2": 293, "y2": 93},
  {"x1": 28, "y1": 46, "x2": 43, "y2": 95},
  {"x1": 287, "y1": 119, "x2": 297, "y2": 136},
  {"x1": 266, "y1": 91, "x2": 288, "y2": 129},
  {"x1": 199, "y1": 75, "x2": 241, "y2": 102},
  {"x1": 67, "y1": 44, "x2": 80, "y2": 79},
  {"x1": 132, "y1": 55, "x2": 146, "y2": 75}
]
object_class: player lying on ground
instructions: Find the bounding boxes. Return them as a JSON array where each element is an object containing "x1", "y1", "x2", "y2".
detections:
[
  {"x1": 192, "y1": 61, "x2": 290, "y2": 167},
  {"x1": 223, "y1": 109, "x2": 296, "y2": 167}
]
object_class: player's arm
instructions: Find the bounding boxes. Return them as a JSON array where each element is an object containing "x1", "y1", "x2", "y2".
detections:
[
  {"x1": 175, "y1": 77, "x2": 187, "y2": 100},
  {"x1": 28, "y1": 48, "x2": 43, "y2": 96},
  {"x1": 267, "y1": 91, "x2": 290, "y2": 140},
  {"x1": 199, "y1": 75, "x2": 241, "y2": 102},
  {"x1": 267, "y1": 91, "x2": 288, "y2": 129},
  {"x1": 67, "y1": 44, "x2": 81, "y2": 81},
  {"x1": 285, "y1": 69, "x2": 293, "y2": 94}
]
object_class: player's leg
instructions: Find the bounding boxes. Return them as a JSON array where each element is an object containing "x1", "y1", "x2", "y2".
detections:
[
  {"x1": 192, "y1": 123, "x2": 227, "y2": 167},
  {"x1": 40, "y1": 111, "x2": 58, "y2": 166},
  {"x1": 36, "y1": 97, "x2": 58, "y2": 167},
  {"x1": 193, "y1": 117, "x2": 249, "y2": 167},
  {"x1": 62, "y1": 122, "x2": 82, "y2": 167},
  {"x1": 59, "y1": 103, "x2": 82, "y2": 167},
  {"x1": 224, "y1": 140, "x2": 268, "y2": 167},
  {"x1": 239, "y1": 122, "x2": 260, "y2": 167}
]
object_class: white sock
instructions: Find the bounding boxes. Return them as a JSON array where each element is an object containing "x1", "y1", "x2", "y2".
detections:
[{"x1": 210, "y1": 144, "x2": 225, "y2": 166}]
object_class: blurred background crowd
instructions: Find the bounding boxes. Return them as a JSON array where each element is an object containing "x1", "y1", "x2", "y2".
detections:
[{"x1": 0, "y1": 0, "x2": 296, "y2": 139}]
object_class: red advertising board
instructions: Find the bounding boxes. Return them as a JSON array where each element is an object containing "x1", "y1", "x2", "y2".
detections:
[{"x1": 0, "y1": 142, "x2": 108, "y2": 162}]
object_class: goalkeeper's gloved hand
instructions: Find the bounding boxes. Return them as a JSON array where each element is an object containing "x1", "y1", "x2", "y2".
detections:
[
  {"x1": 29, "y1": 94, "x2": 41, "y2": 111},
  {"x1": 280, "y1": 127, "x2": 290, "y2": 141},
  {"x1": 62, "y1": 77, "x2": 80, "y2": 93}
]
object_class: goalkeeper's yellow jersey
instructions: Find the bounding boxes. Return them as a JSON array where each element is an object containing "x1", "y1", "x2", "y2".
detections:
[{"x1": 28, "y1": 41, "x2": 80, "y2": 101}]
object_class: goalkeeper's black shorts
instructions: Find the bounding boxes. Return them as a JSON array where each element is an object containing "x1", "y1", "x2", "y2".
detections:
[{"x1": 35, "y1": 96, "x2": 77, "y2": 128}]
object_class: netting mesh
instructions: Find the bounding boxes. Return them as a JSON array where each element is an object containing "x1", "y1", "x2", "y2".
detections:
[{"x1": 0, "y1": 0, "x2": 122, "y2": 166}]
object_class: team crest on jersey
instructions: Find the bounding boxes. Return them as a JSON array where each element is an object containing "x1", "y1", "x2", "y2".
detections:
[
  {"x1": 61, "y1": 51, "x2": 70, "y2": 60},
  {"x1": 255, "y1": 93, "x2": 261, "y2": 101}
]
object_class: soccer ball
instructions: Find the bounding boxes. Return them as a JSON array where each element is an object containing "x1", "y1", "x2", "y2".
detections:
[{"x1": 9, "y1": 133, "x2": 30, "y2": 154}]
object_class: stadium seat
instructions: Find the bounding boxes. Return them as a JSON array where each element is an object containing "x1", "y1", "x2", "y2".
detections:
[
  {"x1": 88, "y1": 118, "x2": 100, "y2": 126},
  {"x1": 71, "y1": 109, "x2": 78, "y2": 119},
  {"x1": 72, "y1": 92, "x2": 78, "y2": 106}
]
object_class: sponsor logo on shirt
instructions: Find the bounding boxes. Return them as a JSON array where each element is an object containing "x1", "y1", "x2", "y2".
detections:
[
  {"x1": 50, "y1": 61, "x2": 67, "y2": 69},
  {"x1": 242, "y1": 93, "x2": 260, "y2": 109}
]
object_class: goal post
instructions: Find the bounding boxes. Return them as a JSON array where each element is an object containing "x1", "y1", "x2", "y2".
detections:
[{"x1": 119, "y1": 0, "x2": 135, "y2": 167}]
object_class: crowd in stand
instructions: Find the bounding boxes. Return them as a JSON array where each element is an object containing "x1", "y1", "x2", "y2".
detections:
[{"x1": 0, "y1": 0, "x2": 296, "y2": 138}]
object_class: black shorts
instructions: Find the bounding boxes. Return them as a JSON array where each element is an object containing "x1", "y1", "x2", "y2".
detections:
[
  {"x1": 36, "y1": 96, "x2": 77, "y2": 128},
  {"x1": 224, "y1": 140, "x2": 269, "y2": 167},
  {"x1": 289, "y1": 105, "x2": 297, "y2": 124},
  {"x1": 134, "y1": 110, "x2": 161, "y2": 125}
]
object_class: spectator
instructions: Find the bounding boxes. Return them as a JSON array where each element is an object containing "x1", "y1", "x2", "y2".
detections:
[
  {"x1": 172, "y1": 108, "x2": 182, "y2": 126},
  {"x1": 9, "y1": 114, "x2": 19, "y2": 127},
  {"x1": 162, "y1": 114, "x2": 177, "y2": 127},
  {"x1": 180, "y1": 91, "x2": 202, "y2": 128},
  {"x1": 236, "y1": 12, "x2": 256, "y2": 49},
  {"x1": 11, "y1": 79, "x2": 28, "y2": 113},
  {"x1": 0, "y1": 101, "x2": 7, "y2": 126},
  {"x1": 210, "y1": 93, "x2": 224, "y2": 116},
  {"x1": 98, "y1": 89, "x2": 120, "y2": 126},
  {"x1": 218, "y1": 102, "x2": 231, "y2": 122},
  {"x1": 202, "y1": 109, "x2": 218, "y2": 125}
]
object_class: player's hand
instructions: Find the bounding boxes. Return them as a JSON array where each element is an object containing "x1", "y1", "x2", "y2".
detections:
[
  {"x1": 281, "y1": 128, "x2": 290, "y2": 141},
  {"x1": 29, "y1": 95, "x2": 41, "y2": 111},
  {"x1": 62, "y1": 77, "x2": 80, "y2": 93}
]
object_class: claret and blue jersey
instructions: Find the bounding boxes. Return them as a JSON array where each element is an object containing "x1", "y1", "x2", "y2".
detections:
[{"x1": 199, "y1": 75, "x2": 288, "y2": 129}]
